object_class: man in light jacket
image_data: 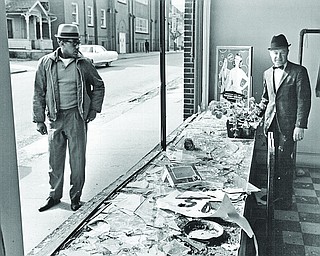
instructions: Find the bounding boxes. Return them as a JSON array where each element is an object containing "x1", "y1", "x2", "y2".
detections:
[{"x1": 33, "y1": 24, "x2": 105, "y2": 212}]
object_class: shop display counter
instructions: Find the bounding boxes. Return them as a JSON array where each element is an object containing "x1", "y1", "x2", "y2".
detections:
[{"x1": 54, "y1": 109, "x2": 259, "y2": 256}]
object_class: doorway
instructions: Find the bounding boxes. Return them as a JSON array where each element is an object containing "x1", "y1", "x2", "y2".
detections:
[{"x1": 119, "y1": 32, "x2": 126, "y2": 54}]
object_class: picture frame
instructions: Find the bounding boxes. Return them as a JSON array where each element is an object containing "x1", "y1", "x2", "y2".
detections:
[
  {"x1": 162, "y1": 164, "x2": 202, "y2": 187},
  {"x1": 215, "y1": 46, "x2": 253, "y2": 105}
]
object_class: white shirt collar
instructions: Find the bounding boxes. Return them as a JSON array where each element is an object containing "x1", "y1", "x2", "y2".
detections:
[{"x1": 59, "y1": 56, "x2": 74, "y2": 67}]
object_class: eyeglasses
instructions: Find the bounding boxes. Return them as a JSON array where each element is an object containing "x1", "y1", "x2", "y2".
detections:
[{"x1": 64, "y1": 40, "x2": 81, "y2": 47}]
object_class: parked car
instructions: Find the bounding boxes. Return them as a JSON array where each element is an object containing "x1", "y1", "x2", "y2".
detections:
[{"x1": 79, "y1": 45, "x2": 118, "y2": 67}]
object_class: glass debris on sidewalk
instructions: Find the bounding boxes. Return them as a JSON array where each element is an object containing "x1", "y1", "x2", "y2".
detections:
[{"x1": 55, "y1": 101, "x2": 259, "y2": 256}]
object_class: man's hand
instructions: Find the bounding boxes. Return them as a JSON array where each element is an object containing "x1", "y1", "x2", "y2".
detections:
[
  {"x1": 293, "y1": 127, "x2": 304, "y2": 142},
  {"x1": 86, "y1": 110, "x2": 97, "y2": 123},
  {"x1": 36, "y1": 122, "x2": 48, "y2": 135}
]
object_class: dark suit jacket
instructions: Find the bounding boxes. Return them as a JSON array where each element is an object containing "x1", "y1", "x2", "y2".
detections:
[{"x1": 258, "y1": 61, "x2": 311, "y2": 137}]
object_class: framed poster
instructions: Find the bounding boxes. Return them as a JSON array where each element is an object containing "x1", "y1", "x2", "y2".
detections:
[{"x1": 215, "y1": 46, "x2": 253, "y2": 104}]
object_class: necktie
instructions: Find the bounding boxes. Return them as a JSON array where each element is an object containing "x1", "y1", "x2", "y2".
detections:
[
  {"x1": 273, "y1": 65, "x2": 284, "y2": 70},
  {"x1": 273, "y1": 65, "x2": 284, "y2": 93}
]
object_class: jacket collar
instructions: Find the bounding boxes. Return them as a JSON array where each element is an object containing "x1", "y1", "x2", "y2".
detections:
[
  {"x1": 266, "y1": 61, "x2": 292, "y2": 92},
  {"x1": 48, "y1": 47, "x2": 84, "y2": 62}
]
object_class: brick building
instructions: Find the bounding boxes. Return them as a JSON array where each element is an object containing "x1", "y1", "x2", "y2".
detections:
[{"x1": 183, "y1": 0, "x2": 194, "y2": 119}]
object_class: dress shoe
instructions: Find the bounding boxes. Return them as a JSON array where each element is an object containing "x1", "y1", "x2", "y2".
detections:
[
  {"x1": 38, "y1": 197, "x2": 60, "y2": 212},
  {"x1": 296, "y1": 167, "x2": 307, "y2": 177},
  {"x1": 71, "y1": 200, "x2": 82, "y2": 211}
]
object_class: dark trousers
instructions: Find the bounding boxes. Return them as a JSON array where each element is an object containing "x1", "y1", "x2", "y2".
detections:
[
  {"x1": 48, "y1": 107, "x2": 87, "y2": 202},
  {"x1": 268, "y1": 119, "x2": 295, "y2": 202}
]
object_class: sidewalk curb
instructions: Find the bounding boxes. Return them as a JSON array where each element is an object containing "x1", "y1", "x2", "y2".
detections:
[
  {"x1": 10, "y1": 51, "x2": 182, "y2": 73},
  {"x1": 118, "y1": 50, "x2": 183, "y2": 60}
]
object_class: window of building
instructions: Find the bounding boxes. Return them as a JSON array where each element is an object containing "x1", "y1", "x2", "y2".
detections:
[
  {"x1": 71, "y1": 3, "x2": 79, "y2": 24},
  {"x1": 88, "y1": 6, "x2": 94, "y2": 26},
  {"x1": 7, "y1": 19, "x2": 13, "y2": 38},
  {"x1": 101, "y1": 9, "x2": 106, "y2": 28},
  {"x1": 136, "y1": 0, "x2": 148, "y2": 5},
  {"x1": 135, "y1": 17, "x2": 148, "y2": 33}
]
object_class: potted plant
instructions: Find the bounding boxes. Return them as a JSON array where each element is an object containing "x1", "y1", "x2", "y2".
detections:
[{"x1": 209, "y1": 98, "x2": 261, "y2": 139}]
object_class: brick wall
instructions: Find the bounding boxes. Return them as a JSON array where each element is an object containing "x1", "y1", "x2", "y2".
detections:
[{"x1": 183, "y1": 0, "x2": 195, "y2": 120}]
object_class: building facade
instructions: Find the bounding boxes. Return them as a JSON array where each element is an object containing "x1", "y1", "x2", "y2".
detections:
[
  {"x1": 169, "y1": 4, "x2": 183, "y2": 51},
  {"x1": 6, "y1": 0, "x2": 55, "y2": 50},
  {"x1": 6, "y1": 0, "x2": 183, "y2": 54}
]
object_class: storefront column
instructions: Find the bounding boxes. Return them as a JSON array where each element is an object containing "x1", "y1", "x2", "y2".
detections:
[
  {"x1": 194, "y1": 0, "x2": 211, "y2": 111},
  {"x1": 160, "y1": 0, "x2": 166, "y2": 150},
  {"x1": 200, "y1": 0, "x2": 211, "y2": 110},
  {"x1": 0, "y1": 0, "x2": 24, "y2": 255},
  {"x1": 0, "y1": 223, "x2": 5, "y2": 256}
]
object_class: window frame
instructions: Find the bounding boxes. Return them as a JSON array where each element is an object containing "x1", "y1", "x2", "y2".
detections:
[
  {"x1": 87, "y1": 6, "x2": 94, "y2": 26},
  {"x1": 136, "y1": 0, "x2": 148, "y2": 5},
  {"x1": 71, "y1": 3, "x2": 79, "y2": 24},
  {"x1": 101, "y1": 9, "x2": 106, "y2": 28},
  {"x1": 7, "y1": 18, "x2": 13, "y2": 38},
  {"x1": 135, "y1": 17, "x2": 148, "y2": 34}
]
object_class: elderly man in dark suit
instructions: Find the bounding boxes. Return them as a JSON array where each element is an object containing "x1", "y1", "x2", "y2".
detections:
[{"x1": 257, "y1": 34, "x2": 311, "y2": 210}]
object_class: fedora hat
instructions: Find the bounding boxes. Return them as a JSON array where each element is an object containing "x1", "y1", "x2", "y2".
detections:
[
  {"x1": 55, "y1": 24, "x2": 80, "y2": 39},
  {"x1": 268, "y1": 34, "x2": 291, "y2": 50}
]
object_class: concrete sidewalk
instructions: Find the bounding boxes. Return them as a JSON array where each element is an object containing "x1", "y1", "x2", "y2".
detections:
[{"x1": 14, "y1": 52, "x2": 183, "y2": 255}]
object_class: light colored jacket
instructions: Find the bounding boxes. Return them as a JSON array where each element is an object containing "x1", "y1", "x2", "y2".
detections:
[{"x1": 33, "y1": 48, "x2": 105, "y2": 122}]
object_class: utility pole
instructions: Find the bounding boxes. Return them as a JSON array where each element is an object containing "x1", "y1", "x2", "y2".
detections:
[
  {"x1": 129, "y1": 0, "x2": 135, "y2": 53},
  {"x1": 83, "y1": 0, "x2": 87, "y2": 44},
  {"x1": 0, "y1": 0, "x2": 24, "y2": 255},
  {"x1": 93, "y1": 0, "x2": 98, "y2": 44},
  {"x1": 149, "y1": 0, "x2": 153, "y2": 52},
  {"x1": 112, "y1": 0, "x2": 117, "y2": 51}
]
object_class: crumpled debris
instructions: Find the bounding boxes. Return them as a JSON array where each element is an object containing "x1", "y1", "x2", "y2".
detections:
[
  {"x1": 157, "y1": 190, "x2": 255, "y2": 240},
  {"x1": 56, "y1": 249, "x2": 92, "y2": 256},
  {"x1": 110, "y1": 193, "x2": 145, "y2": 214},
  {"x1": 86, "y1": 217, "x2": 110, "y2": 237},
  {"x1": 162, "y1": 239, "x2": 190, "y2": 256},
  {"x1": 221, "y1": 242, "x2": 240, "y2": 251},
  {"x1": 134, "y1": 245, "x2": 166, "y2": 256},
  {"x1": 126, "y1": 180, "x2": 149, "y2": 189}
]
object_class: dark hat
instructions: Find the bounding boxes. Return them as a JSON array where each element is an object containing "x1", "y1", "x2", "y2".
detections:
[
  {"x1": 55, "y1": 24, "x2": 80, "y2": 39},
  {"x1": 268, "y1": 34, "x2": 291, "y2": 50}
]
